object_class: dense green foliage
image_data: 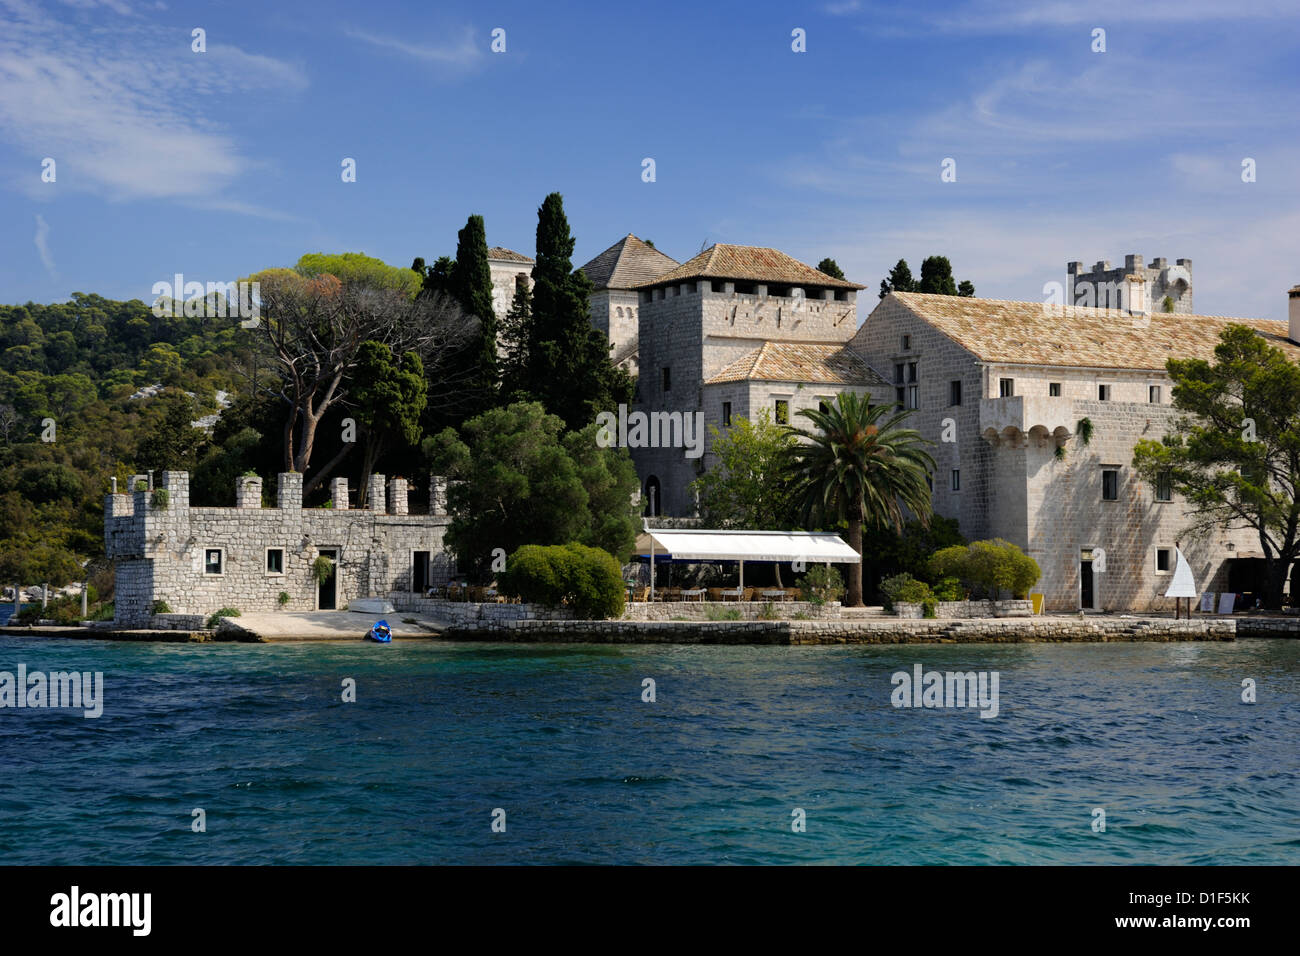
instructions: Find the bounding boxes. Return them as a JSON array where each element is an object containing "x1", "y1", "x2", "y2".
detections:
[
  {"x1": 1133, "y1": 325, "x2": 1300, "y2": 608},
  {"x1": 426, "y1": 402, "x2": 639, "y2": 580},
  {"x1": 498, "y1": 543, "x2": 626, "y2": 619},
  {"x1": 691, "y1": 411, "x2": 799, "y2": 529},
  {"x1": 879, "y1": 256, "x2": 975, "y2": 299},
  {"x1": 928, "y1": 539, "x2": 1040, "y2": 599},
  {"x1": 797, "y1": 563, "x2": 844, "y2": 604}
]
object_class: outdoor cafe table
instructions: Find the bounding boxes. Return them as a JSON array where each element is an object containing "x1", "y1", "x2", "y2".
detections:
[
  {"x1": 760, "y1": 589, "x2": 787, "y2": 602},
  {"x1": 680, "y1": 588, "x2": 706, "y2": 601},
  {"x1": 720, "y1": 588, "x2": 743, "y2": 601}
]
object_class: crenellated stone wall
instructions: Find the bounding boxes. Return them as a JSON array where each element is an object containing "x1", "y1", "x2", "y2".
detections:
[{"x1": 106, "y1": 471, "x2": 453, "y2": 628}]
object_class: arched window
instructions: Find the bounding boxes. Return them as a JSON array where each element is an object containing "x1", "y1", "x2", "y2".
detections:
[
  {"x1": 644, "y1": 476, "x2": 661, "y2": 516},
  {"x1": 616, "y1": 307, "x2": 624, "y2": 319}
]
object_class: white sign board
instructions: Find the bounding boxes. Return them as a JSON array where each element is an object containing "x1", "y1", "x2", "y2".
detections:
[
  {"x1": 1200, "y1": 592, "x2": 1216, "y2": 613},
  {"x1": 1217, "y1": 592, "x2": 1236, "y2": 615}
]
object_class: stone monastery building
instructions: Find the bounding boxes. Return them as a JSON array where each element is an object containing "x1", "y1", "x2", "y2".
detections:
[{"x1": 109, "y1": 232, "x2": 1300, "y2": 621}]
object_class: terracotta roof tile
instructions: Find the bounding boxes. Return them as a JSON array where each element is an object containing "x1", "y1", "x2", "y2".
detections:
[
  {"x1": 890, "y1": 292, "x2": 1300, "y2": 369},
  {"x1": 636, "y1": 244, "x2": 864, "y2": 290},
  {"x1": 579, "y1": 234, "x2": 679, "y2": 289},
  {"x1": 487, "y1": 247, "x2": 534, "y2": 264},
  {"x1": 706, "y1": 341, "x2": 887, "y2": 386}
]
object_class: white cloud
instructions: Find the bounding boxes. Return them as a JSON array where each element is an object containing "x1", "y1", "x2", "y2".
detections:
[
  {"x1": 34, "y1": 213, "x2": 55, "y2": 276},
  {"x1": 0, "y1": 3, "x2": 307, "y2": 204},
  {"x1": 346, "y1": 25, "x2": 484, "y2": 69}
]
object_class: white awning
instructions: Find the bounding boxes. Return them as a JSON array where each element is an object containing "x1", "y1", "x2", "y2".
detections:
[{"x1": 635, "y1": 528, "x2": 860, "y2": 563}]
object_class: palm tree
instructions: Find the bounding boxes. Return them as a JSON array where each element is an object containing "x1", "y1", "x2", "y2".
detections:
[{"x1": 788, "y1": 393, "x2": 935, "y2": 606}]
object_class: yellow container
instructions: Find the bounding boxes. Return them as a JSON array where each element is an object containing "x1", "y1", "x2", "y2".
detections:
[{"x1": 1031, "y1": 594, "x2": 1045, "y2": 615}]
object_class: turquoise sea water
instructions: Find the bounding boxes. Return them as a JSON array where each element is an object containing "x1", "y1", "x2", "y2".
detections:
[{"x1": 0, "y1": 635, "x2": 1296, "y2": 865}]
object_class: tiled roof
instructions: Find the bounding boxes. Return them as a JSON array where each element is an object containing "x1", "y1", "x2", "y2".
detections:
[
  {"x1": 579, "y1": 234, "x2": 679, "y2": 290},
  {"x1": 636, "y1": 243, "x2": 864, "y2": 290},
  {"x1": 487, "y1": 247, "x2": 534, "y2": 264},
  {"x1": 890, "y1": 292, "x2": 1300, "y2": 369},
  {"x1": 706, "y1": 341, "x2": 888, "y2": 386}
]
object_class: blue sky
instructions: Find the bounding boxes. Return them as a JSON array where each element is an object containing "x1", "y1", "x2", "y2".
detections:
[{"x1": 2, "y1": 0, "x2": 1298, "y2": 320}]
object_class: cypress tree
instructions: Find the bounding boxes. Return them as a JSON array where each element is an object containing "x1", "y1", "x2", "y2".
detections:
[
  {"x1": 450, "y1": 215, "x2": 498, "y2": 412},
  {"x1": 527, "y1": 192, "x2": 632, "y2": 430}
]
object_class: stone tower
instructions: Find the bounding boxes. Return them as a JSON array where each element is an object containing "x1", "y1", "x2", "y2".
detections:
[{"x1": 1067, "y1": 254, "x2": 1192, "y2": 313}]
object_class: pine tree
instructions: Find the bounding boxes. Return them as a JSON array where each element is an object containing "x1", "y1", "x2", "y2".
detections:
[
  {"x1": 879, "y1": 259, "x2": 916, "y2": 299},
  {"x1": 817, "y1": 258, "x2": 845, "y2": 280},
  {"x1": 918, "y1": 256, "x2": 959, "y2": 295}
]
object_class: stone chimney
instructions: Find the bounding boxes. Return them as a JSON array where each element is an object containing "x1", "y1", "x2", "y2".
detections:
[
  {"x1": 1125, "y1": 274, "x2": 1147, "y2": 314},
  {"x1": 430, "y1": 476, "x2": 448, "y2": 515},
  {"x1": 236, "y1": 475, "x2": 262, "y2": 508},
  {"x1": 387, "y1": 477, "x2": 408, "y2": 515},
  {"x1": 1290, "y1": 285, "x2": 1300, "y2": 344},
  {"x1": 330, "y1": 477, "x2": 349, "y2": 511},
  {"x1": 367, "y1": 473, "x2": 386, "y2": 513},
  {"x1": 277, "y1": 472, "x2": 302, "y2": 510}
]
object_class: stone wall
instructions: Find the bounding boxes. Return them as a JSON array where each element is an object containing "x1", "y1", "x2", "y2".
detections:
[
  {"x1": 621, "y1": 600, "x2": 841, "y2": 621},
  {"x1": 442, "y1": 616, "x2": 1238, "y2": 644},
  {"x1": 107, "y1": 471, "x2": 452, "y2": 628},
  {"x1": 388, "y1": 596, "x2": 574, "y2": 623},
  {"x1": 894, "y1": 599, "x2": 1033, "y2": 619}
]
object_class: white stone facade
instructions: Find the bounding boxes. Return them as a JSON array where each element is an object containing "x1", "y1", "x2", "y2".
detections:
[{"x1": 106, "y1": 471, "x2": 453, "y2": 628}]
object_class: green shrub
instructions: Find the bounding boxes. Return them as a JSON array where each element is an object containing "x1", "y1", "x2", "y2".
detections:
[
  {"x1": 499, "y1": 543, "x2": 625, "y2": 619},
  {"x1": 881, "y1": 572, "x2": 936, "y2": 611},
  {"x1": 151, "y1": 599, "x2": 172, "y2": 615},
  {"x1": 150, "y1": 488, "x2": 170, "y2": 509},
  {"x1": 15, "y1": 604, "x2": 42, "y2": 624},
  {"x1": 758, "y1": 601, "x2": 780, "y2": 620},
  {"x1": 205, "y1": 607, "x2": 241, "y2": 628},
  {"x1": 277, "y1": 591, "x2": 291, "y2": 607},
  {"x1": 705, "y1": 605, "x2": 742, "y2": 621},
  {"x1": 926, "y1": 539, "x2": 1041, "y2": 599},
  {"x1": 798, "y1": 564, "x2": 844, "y2": 604},
  {"x1": 879, "y1": 572, "x2": 916, "y2": 611},
  {"x1": 922, "y1": 596, "x2": 938, "y2": 618},
  {"x1": 933, "y1": 577, "x2": 965, "y2": 602}
]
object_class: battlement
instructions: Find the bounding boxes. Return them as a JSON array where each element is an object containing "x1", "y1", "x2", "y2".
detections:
[{"x1": 1067, "y1": 253, "x2": 1193, "y2": 314}]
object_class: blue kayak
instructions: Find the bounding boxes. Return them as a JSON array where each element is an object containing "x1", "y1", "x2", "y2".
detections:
[{"x1": 365, "y1": 619, "x2": 392, "y2": 643}]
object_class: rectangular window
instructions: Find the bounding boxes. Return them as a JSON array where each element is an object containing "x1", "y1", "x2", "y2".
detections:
[
  {"x1": 907, "y1": 361, "x2": 918, "y2": 383},
  {"x1": 1149, "y1": 385, "x2": 1161, "y2": 404},
  {"x1": 1098, "y1": 384, "x2": 1111, "y2": 401},
  {"x1": 895, "y1": 386, "x2": 905, "y2": 407},
  {"x1": 266, "y1": 548, "x2": 284, "y2": 574},
  {"x1": 999, "y1": 378, "x2": 1015, "y2": 397},
  {"x1": 951, "y1": 469, "x2": 961, "y2": 492},
  {"x1": 1159, "y1": 471, "x2": 1175, "y2": 499},
  {"x1": 721, "y1": 401, "x2": 732, "y2": 426},
  {"x1": 774, "y1": 399, "x2": 789, "y2": 425},
  {"x1": 901, "y1": 334, "x2": 911, "y2": 351},
  {"x1": 662, "y1": 367, "x2": 671, "y2": 392},
  {"x1": 1102, "y1": 468, "x2": 1119, "y2": 501},
  {"x1": 1156, "y1": 548, "x2": 1172, "y2": 574},
  {"x1": 1049, "y1": 382, "x2": 1061, "y2": 397},
  {"x1": 818, "y1": 399, "x2": 831, "y2": 415},
  {"x1": 894, "y1": 363, "x2": 905, "y2": 384},
  {"x1": 906, "y1": 385, "x2": 919, "y2": 410},
  {"x1": 204, "y1": 549, "x2": 224, "y2": 575},
  {"x1": 950, "y1": 380, "x2": 962, "y2": 406}
]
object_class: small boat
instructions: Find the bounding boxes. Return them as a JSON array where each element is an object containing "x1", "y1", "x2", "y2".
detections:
[{"x1": 364, "y1": 619, "x2": 392, "y2": 643}]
